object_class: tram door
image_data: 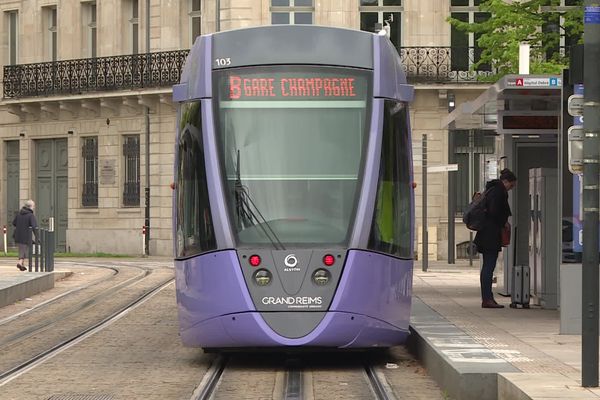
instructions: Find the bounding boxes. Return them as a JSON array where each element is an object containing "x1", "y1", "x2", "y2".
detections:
[
  {"x1": 6, "y1": 141, "x2": 20, "y2": 246},
  {"x1": 36, "y1": 139, "x2": 68, "y2": 251}
]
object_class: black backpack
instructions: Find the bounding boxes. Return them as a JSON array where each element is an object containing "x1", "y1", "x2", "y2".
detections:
[{"x1": 462, "y1": 189, "x2": 489, "y2": 231}]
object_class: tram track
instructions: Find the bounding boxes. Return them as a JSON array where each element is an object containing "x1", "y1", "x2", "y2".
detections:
[
  {"x1": 0, "y1": 261, "x2": 174, "y2": 383},
  {"x1": 0, "y1": 276, "x2": 174, "y2": 385},
  {"x1": 0, "y1": 263, "x2": 120, "y2": 326},
  {"x1": 364, "y1": 364, "x2": 398, "y2": 400},
  {"x1": 0, "y1": 260, "x2": 173, "y2": 329},
  {"x1": 191, "y1": 353, "x2": 399, "y2": 400},
  {"x1": 0, "y1": 264, "x2": 151, "y2": 346}
]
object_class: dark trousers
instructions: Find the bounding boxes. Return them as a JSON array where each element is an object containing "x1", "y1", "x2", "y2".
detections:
[{"x1": 480, "y1": 250, "x2": 499, "y2": 301}]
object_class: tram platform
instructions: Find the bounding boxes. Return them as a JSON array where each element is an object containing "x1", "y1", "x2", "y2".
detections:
[
  {"x1": 411, "y1": 260, "x2": 600, "y2": 400},
  {"x1": 0, "y1": 263, "x2": 69, "y2": 308}
]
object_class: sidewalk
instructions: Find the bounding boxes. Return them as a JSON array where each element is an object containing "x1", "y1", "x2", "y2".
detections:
[
  {"x1": 0, "y1": 261, "x2": 64, "y2": 308},
  {"x1": 411, "y1": 259, "x2": 600, "y2": 400}
]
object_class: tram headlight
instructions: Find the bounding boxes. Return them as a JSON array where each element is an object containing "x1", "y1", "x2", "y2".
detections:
[
  {"x1": 312, "y1": 269, "x2": 331, "y2": 286},
  {"x1": 253, "y1": 269, "x2": 272, "y2": 286}
]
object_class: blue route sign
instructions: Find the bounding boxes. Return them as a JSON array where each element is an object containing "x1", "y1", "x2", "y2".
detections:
[{"x1": 585, "y1": 6, "x2": 600, "y2": 24}]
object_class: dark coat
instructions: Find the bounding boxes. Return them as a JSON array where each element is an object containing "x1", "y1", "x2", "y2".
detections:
[
  {"x1": 474, "y1": 180, "x2": 511, "y2": 253},
  {"x1": 12, "y1": 206, "x2": 38, "y2": 245}
]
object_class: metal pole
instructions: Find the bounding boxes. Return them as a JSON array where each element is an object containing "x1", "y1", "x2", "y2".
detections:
[
  {"x1": 448, "y1": 131, "x2": 456, "y2": 264},
  {"x1": 582, "y1": 2, "x2": 600, "y2": 387},
  {"x1": 468, "y1": 129, "x2": 475, "y2": 266},
  {"x1": 144, "y1": 0, "x2": 151, "y2": 256},
  {"x1": 216, "y1": 0, "x2": 220, "y2": 32},
  {"x1": 40, "y1": 229, "x2": 45, "y2": 272},
  {"x1": 422, "y1": 134, "x2": 428, "y2": 272},
  {"x1": 27, "y1": 227, "x2": 32, "y2": 272},
  {"x1": 34, "y1": 227, "x2": 39, "y2": 272}
]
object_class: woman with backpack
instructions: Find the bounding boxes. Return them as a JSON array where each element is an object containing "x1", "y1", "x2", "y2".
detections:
[{"x1": 474, "y1": 168, "x2": 517, "y2": 308}]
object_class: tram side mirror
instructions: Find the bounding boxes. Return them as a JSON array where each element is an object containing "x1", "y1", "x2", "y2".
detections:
[{"x1": 568, "y1": 125, "x2": 584, "y2": 175}]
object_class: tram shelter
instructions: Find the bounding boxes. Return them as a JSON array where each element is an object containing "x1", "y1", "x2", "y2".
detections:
[{"x1": 443, "y1": 74, "x2": 569, "y2": 314}]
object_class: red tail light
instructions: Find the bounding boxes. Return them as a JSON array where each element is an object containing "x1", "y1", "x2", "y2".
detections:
[
  {"x1": 249, "y1": 255, "x2": 261, "y2": 267},
  {"x1": 323, "y1": 254, "x2": 335, "y2": 266}
]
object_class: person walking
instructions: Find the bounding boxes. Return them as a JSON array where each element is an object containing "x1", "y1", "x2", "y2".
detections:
[
  {"x1": 12, "y1": 200, "x2": 38, "y2": 272},
  {"x1": 474, "y1": 169, "x2": 516, "y2": 308}
]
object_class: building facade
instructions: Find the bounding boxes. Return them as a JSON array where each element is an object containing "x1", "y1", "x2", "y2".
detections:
[{"x1": 0, "y1": 0, "x2": 575, "y2": 257}]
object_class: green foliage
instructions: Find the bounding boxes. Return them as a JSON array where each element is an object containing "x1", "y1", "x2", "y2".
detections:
[{"x1": 447, "y1": 0, "x2": 583, "y2": 82}]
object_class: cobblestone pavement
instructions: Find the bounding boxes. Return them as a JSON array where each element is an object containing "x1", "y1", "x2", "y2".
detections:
[
  {"x1": 0, "y1": 283, "x2": 209, "y2": 400},
  {"x1": 0, "y1": 262, "x2": 174, "y2": 377}
]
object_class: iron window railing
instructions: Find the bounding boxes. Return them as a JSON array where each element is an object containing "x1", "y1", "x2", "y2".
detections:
[
  {"x1": 399, "y1": 46, "x2": 493, "y2": 83},
  {"x1": 3, "y1": 50, "x2": 188, "y2": 98}
]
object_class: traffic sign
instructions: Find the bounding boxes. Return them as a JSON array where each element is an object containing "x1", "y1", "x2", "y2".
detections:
[{"x1": 568, "y1": 94, "x2": 584, "y2": 117}]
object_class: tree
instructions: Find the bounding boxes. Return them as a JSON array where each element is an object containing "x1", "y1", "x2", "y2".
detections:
[{"x1": 448, "y1": 0, "x2": 583, "y2": 81}]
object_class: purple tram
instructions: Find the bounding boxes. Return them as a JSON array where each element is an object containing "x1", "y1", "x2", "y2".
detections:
[{"x1": 173, "y1": 25, "x2": 414, "y2": 350}]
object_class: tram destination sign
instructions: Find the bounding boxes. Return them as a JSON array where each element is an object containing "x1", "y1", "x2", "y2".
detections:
[{"x1": 218, "y1": 68, "x2": 369, "y2": 101}]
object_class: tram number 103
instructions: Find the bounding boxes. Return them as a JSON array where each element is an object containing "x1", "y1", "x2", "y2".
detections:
[{"x1": 215, "y1": 58, "x2": 232, "y2": 66}]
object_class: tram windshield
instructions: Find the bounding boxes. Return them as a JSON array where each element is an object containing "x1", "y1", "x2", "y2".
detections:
[{"x1": 215, "y1": 66, "x2": 371, "y2": 247}]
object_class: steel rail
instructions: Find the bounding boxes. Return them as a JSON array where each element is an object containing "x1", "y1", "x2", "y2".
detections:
[
  {"x1": 283, "y1": 359, "x2": 303, "y2": 400},
  {"x1": 0, "y1": 265, "x2": 153, "y2": 347},
  {"x1": 0, "y1": 278, "x2": 174, "y2": 385},
  {"x1": 365, "y1": 364, "x2": 398, "y2": 400},
  {"x1": 0, "y1": 264, "x2": 120, "y2": 326},
  {"x1": 190, "y1": 355, "x2": 228, "y2": 400}
]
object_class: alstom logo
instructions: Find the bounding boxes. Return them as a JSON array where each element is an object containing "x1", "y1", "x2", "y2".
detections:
[{"x1": 284, "y1": 254, "x2": 298, "y2": 267}]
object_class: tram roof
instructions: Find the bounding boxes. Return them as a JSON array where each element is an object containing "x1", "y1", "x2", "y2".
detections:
[{"x1": 174, "y1": 25, "x2": 413, "y2": 103}]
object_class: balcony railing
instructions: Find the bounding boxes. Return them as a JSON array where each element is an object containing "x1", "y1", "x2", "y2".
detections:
[
  {"x1": 3, "y1": 47, "x2": 493, "y2": 99},
  {"x1": 3, "y1": 50, "x2": 189, "y2": 99},
  {"x1": 400, "y1": 47, "x2": 493, "y2": 83}
]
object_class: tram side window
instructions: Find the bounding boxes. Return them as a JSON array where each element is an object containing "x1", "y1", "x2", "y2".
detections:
[
  {"x1": 368, "y1": 100, "x2": 412, "y2": 258},
  {"x1": 176, "y1": 102, "x2": 217, "y2": 257}
]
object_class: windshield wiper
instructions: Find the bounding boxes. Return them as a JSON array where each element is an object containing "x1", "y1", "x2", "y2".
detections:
[{"x1": 234, "y1": 150, "x2": 285, "y2": 250}]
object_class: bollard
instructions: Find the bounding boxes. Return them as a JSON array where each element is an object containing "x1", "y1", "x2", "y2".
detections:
[
  {"x1": 3, "y1": 225, "x2": 6, "y2": 255},
  {"x1": 34, "y1": 227, "x2": 39, "y2": 272},
  {"x1": 40, "y1": 230, "x2": 46, "y2": 272},
  {"x1": 28, "y1": 227, "x2": 33, "y2": 272},
  {"x1": 47, "y1": 230, "x2": 54, "y2": 272},
  {"x1": 142, "y1": 225, "x2": 146, "y2": 256}
]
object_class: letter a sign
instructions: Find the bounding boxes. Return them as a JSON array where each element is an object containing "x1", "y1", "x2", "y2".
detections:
[{"x1": 516, "y1": 78, "x2": 524, "y2": 86}]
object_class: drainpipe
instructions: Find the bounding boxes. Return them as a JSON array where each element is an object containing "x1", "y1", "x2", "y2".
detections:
[
  {"x1": 144, "y1": 0, "x2": 151, "y2": 255},
  {"x1": 216, "y1": 0, "x2": 220, "y2": 32}
]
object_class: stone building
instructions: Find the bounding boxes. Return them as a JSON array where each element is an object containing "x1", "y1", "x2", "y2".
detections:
[{"x1": 0, "y1": 1, "x2": 576, "y2": 257}]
